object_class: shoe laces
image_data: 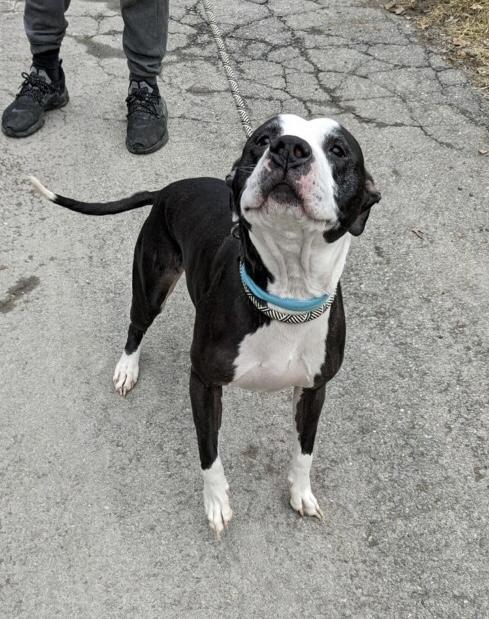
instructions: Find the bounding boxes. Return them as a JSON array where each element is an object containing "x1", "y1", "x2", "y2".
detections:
[
  {"x1": 126, "y1": 88, "x2": 161, "y2": 118},
  {"x1": 17, "y1": 72, "x2": 54, "y2": 105}
]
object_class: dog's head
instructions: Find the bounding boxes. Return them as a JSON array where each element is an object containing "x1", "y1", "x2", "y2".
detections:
[{"x1": 227, "y1": 114, "x2": 381, "y2": 241}]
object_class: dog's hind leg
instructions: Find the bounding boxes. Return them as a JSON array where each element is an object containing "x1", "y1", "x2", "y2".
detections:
[{"x1": 113, "y1": 221, "x2": 182, "y2": 396}]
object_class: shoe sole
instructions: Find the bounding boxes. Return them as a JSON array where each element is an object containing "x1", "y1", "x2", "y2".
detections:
[
  {"x1": 1, "y1": 91, "x2": 69, "y2": 138},
  {"x1": 126, "y1": 126, "x2": 169, "y2": 155}
]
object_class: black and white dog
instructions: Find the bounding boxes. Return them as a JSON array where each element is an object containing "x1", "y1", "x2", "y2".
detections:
[{"x1": 30, "y1": 114, "x2": 381, "y2": 538}]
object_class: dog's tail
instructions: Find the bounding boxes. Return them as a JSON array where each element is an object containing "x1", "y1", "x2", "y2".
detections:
[{"x1": 29, "y1": 176, "x2": 157, "y2": 216}]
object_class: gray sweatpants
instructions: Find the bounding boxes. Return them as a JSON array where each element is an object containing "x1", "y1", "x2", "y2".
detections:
[{"x1": 24, "y1": 0, "x2": 169, "y2": 79}]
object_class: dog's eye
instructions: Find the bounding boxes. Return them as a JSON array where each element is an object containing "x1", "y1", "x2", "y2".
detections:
[
  {"x1": 257, "y1": 135, "x2": 271, "y2": 147},
  {"x1": 330, "y1": 144, "x2": 346, "y2": 158}
]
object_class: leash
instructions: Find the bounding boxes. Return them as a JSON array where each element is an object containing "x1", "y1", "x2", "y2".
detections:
[{"x1": 200, "y1": 0, "x2": 254, "y2": 139}]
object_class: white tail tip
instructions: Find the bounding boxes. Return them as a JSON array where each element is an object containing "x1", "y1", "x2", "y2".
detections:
[{"x1": 28, "y1": 175, "x2": 57, "y2": 202}]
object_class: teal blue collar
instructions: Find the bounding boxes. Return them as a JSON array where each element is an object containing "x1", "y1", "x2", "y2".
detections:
[{"x1": 239, "y1": 261, "x2": 330, "y2": 312}]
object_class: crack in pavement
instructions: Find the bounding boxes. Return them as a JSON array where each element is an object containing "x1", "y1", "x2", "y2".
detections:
[{"x1": 158, "y1": 0, "x2": 487, "y2": 149}]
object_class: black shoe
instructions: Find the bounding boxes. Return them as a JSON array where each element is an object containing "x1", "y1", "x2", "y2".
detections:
[
  {"x1": 2, "y1": 64, "x2": 69, "y2": 138},
  {"x1": 126, "y1": 80, "x2": 168, "y2": 155}
]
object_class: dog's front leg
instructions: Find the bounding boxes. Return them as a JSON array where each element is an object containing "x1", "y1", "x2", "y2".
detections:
[
  {"x1": 189, "y1": 368, "x2": 232, "y2": 539},
  {"x1": 288, "y1": 385, "x2": 326, "y2": 520}
]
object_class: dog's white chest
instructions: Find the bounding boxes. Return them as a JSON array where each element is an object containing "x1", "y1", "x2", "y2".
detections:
[{"x1": 231, "y1": 313, "x2": 330, "y2": 392}]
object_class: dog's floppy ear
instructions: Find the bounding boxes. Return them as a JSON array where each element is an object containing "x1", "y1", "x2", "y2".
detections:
[
  {"x1": 225, "y1": 158, "x2": 240, "y2": 188},
  {"x1": 226, "y1": 158, "x2": 241, "y2": 221},
  {"x1": 349, "y1": 174, "x2": 381, "y2": 236}
]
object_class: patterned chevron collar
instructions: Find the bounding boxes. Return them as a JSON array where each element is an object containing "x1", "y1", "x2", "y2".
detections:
[{"x1": 239, "y1": 261, "x2": 336, "y2": 324}]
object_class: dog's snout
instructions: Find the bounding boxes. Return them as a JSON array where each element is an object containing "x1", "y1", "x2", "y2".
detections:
[{"x1": 269, "y1": 135, "x2": 312, "y2": 170}]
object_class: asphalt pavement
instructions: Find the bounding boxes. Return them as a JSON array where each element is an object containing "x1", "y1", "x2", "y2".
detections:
[{"x1": 1, "y1": 0, "x2": 488, "y2": 616}]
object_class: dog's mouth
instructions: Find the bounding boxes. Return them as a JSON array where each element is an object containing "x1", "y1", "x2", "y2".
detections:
[
  {"x1": 267, "y1": 181, "x2": 300, "y2": 204},
  {"x1": 259, "y1": 180, "x2": 330, "y2": 224},
  {"x1": 242, "y1": 167, "x2": 336, "y2": 227}
]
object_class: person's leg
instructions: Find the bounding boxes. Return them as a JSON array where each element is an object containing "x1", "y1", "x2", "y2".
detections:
[
  {"x1": 2, "y1": 0, "x2": 70, "y2": 137},
  {"x1": 24, "y1": 0, "x2": 71, "y2": 59},
  {"x1": 121, "y1": 0, "x2": 169, "y2": 82},
  {"x1": 121, "y1": 0, "x2": 169, "y2": 154}
]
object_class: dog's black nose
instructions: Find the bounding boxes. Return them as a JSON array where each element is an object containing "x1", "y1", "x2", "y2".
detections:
[{"x1": 269, "y1": 135, "x2": 312, "y2": 170}]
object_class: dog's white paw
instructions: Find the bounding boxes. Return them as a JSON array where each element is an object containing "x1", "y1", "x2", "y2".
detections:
[
  {"x1": 113, "y1": 350, "x2": 140, "y2": 397},
  {"x1": 204, "y1": 487, "x2": 233, "y2": 540},
  {"x1": 288, "y1": 451, "x2": 324, "y2": 520},
  {"x1": 202, "y1": 458, "x2": 233, "y2": 539},
  {"x1": 289, "y1": 484, "x2": 324, "y2": 520}
]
